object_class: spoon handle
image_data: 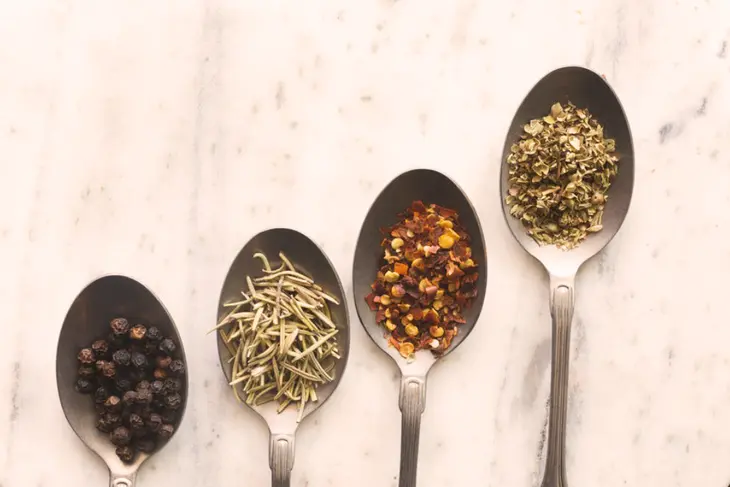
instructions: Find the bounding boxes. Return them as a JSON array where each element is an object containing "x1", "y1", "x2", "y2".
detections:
[
  {"x1": 270, "y1": 433, "x2": 295, "y2": 487},
  {"x1": 399, "y1": 375, "x2": 427, "y2": 487},
  {"x1": 541, "y1": 277, "x2": 575, "y2": 487},
  {"x1": 109, "y1": 472, "x2": 136, "y2": 487}
]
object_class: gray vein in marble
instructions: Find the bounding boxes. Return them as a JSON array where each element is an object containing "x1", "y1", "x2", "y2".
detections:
[
  {"x1": 521, "y1": 337, "x2": 550, "y2": 408},
  {"x1": 719, "y1": 40, "x2": 727, "y2": 58},
  {"x1": 610, "y1": 4, "x2": 627, "y2": 79},
  {"x1": 659, "y1": 123, "x2": 679, "y2": 144},
  {"x1": 696, "y1": 97, "x2": 707, "y2": 117}
]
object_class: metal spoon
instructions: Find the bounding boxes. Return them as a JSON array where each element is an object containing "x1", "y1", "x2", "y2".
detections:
[
  {"x1": 353, "y1": 169, "x2": 488, "y2": 487},
  {"x1": 56, "y1": 275, "x2": 189, "y2": 487},
  {"x1": 216, "y1": 228, "x2": 350, "y2": 487},
  {"x1": 499, "y1": 66, "x2": 634, "y2": 487}
]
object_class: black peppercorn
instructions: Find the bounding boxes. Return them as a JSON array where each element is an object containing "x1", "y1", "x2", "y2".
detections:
[
  {"x1": 115, "y1": 445, "x2": 135, "y2": 463},
  {"x1": 110, "y1": 317, "x2": 130, "y2": 337},
  {"x1": 77, "y1": 348, "x2": 95, "y2": 364},
  {"x1": 91, "y1": 339, "x2": 109, "y2": 358},
  {"x1": 146, "y1": 413, "x2": 163, "y2": 432},
  {"x1": 122, "y1": 390, "x2": 138, "y2": 406},
  {"x1": 96, "y1": 416, "x2": 114, "y2": 433},
  {"x1": 156, "y1": 356, "x2": 172, "y2": 369},
  {"x1": 112, "y1": 349, "x2": 131, "y2": 366},
  {"x1": 75, "y1": 377, "x2": 96, "y2": 394},
  {"x1": 158, "y1": 423, "x2": 174, "y2": 439},
  {"x1": 97, "y1": 361, "x2": 116, "y2": 379},
  {"x1": 164, "y1": 378, "x2": 182, "y2": 394},
  {"x1": 153, "y1": 368, "x2": 167, "y2": 380},
  {"x1": 129, "y1": 324, "x2": 147, "y2": 341},
  {"x1": 136, "y1": 380, "x2": 151, "y2": 392},
  {"x1": 164, "y1": 393, "x2": 182, "y2": 410},
  {"x1": 158, "y1": 338, "x2": 176, "y2": 355},
  {"x1": 144, "y1": 341, "x2": 159, "y2": 355},
  {"x1": 97, "y1": 413, "x2": 122, "y2": 433},
  {"x1": 104, "y1": 395, "x2": 122, "y2": 412},
  {"x1": 136, "y1": 389, "x2": 152, "y2": 404},
  {"x1": 131, "y1": 351, "x2": 148, "y2": 369},
  {"x1": 110, "y1": 426, "x2": 132, "y2": 446},
  {"x1": 78, "y1": 365, "x2": 96, "y2": 378},
  {"x1": 137, "y1": 405, "x2": 153, "y2": 420},
  {"x1": 106, "y1": 413, "x2": 122, "y2": 427},
  {"x1": 135, "y1": 437, "x2": 156, "y2": 453},
  {"x1": 115, "y1": 377, "x2": 133, "y2": 392},
  {"x1": 94, "y1": 386, "x2": 109, "y2": 404},
  {"x1": 161, "y1": 409, "x2": 177, "y2": 424},
  {"x1": 128, "y1": 413, "x2": 145, "y2": 431},
  {"x1": 169, "y1": 360, "x2": 186, "y2": 376},
  {"x1": 146, "y1": 326, "x2": 162, "y2": 342},
  {"x1": 95, "y1": 403, "x2": 107, "y2": 416},
  {"x1": 150, "y1": 380, "x2": 165, "y2": 395}
]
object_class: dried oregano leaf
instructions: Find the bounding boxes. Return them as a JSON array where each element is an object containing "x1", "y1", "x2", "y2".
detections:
[{"x1": 505, "y1": 102, "x2": 619, "y2": 249}]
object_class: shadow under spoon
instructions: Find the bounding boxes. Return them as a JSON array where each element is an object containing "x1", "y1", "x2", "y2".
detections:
[
  {"x1": 500, "y1": 66, "x2": 634, "y2": 487},
  {"x1": 56, "y1": 275, "x2": 189, "y2": 487},
  {"x1": 353, "y1": 169, "x2": 487, "y2": 487},
  {"x1": 216, "y1": 228, "x2": 350, "y2": 487}
]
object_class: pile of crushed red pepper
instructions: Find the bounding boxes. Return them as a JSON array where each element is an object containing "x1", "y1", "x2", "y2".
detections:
[{"x1": 365, "y1": 201, "x2": 479, "y2": 359}]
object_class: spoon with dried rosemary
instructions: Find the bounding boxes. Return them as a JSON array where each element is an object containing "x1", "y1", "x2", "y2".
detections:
[
  {"x1": 500, "y1": 66, "x2": 634, "y2": 487},
  {"x1": 215, "y1": 228, "x2": 350, "y2": 487}
]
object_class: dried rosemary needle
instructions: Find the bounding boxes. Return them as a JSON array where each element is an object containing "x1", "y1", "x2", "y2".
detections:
[
  {"x1": 505, "y1": 102, "x2": 619, "y2": 249},
  {"x1": 210, "y1": 251, "x2": 341, "y2": 422}
]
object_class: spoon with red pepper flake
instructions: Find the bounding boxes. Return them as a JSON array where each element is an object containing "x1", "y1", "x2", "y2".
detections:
[
  {"x1": 353, "y1": 169, "x2": 487, "y2": 487},
  {"x1": 56, "y1": 275, "x2": 188, "y2": 487}
]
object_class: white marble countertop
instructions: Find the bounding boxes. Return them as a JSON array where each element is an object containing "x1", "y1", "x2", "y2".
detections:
[{"x1": 2, "y1": 1, "x2": 730, "y2": 486}]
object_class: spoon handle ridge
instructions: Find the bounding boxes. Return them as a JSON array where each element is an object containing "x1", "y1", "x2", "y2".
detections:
[
  {"x1": 270, "y1": 433, "x2": 295, "y2": 487},
  {"x1": 109, "y1": 472, "x2": 136, "y2": 487},
  {"x1": 398, "y1": 375, "x2": 427, "y2": 487},
  {"x1": 541, "y1": 277, "x2": 575, "y2": 487}
]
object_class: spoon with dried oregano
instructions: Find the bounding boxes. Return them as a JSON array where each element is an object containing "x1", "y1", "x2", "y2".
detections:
[
  {"x1": 215, "y1": 228, "x2": 350, "y2": 487},
  {"x1": 500, "y1": 66, "x2": 634, "y2": 487}
]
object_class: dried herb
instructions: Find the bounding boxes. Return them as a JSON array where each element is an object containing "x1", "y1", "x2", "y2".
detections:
[
  {"x1": 73, "y1": 316, "x2": 186, "y2": 463},
  {"x1": 364, "y1": 201, "x2": 479, "y2": 360},
  {"x1": 505, "y1": 102, "x2": 619, "y2": 249},
  {"x1": 212, "y1": 251, "x2": 341, "y2": 423}
]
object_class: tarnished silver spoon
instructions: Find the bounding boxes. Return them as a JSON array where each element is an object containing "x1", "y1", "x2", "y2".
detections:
[
  {"x1": 353, "y1": 169, "x2": 487, "y2": 487},
  {"x1": 500, "y1": 66, "x2": 634, "y2": 487},
  {"x1": 216, "y1": 228, "x2": 350, "y2": 487},
  {"x1": 56, "y1": 275, "x2": 188, "y2": 487}
]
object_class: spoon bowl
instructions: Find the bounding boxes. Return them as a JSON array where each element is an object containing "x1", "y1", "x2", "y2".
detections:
[
  {"x1": 216, "y1": 228, "x2": 350, "y2": 487},
  {"x1": 499, "y1": 66, "x2": 634, "y2": 487},
  {"x1": 353, "y1": 168, "x2": 487, "y2": 487},
  {"x1": 56, "y1": 275, "x2": 188, "y2": 487},
  {"x1": 500, "y1": 66, "x2": 634, "y2": 277}
]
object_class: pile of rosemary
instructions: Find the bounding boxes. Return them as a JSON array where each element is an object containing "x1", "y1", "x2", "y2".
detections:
[{"x1": 212, "y1": 251, "x2": 340, "y2": 422}]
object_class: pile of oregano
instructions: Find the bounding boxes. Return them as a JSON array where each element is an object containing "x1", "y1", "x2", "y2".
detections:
[{"x1": 505, "y1": 102, "x2": 619, "y2": 249}]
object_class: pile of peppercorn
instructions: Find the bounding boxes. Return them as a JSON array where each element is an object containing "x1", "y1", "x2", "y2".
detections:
[{"x1": 75, "y1": 317, "x2": 186, "y2": 463}]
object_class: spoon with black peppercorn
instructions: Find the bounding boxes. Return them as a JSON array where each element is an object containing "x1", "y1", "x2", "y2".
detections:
[
  {"x1": 216, "y1": 228, "x2": 350, "y2": 487},
  {"x1": 353, "y1": 169, "x2": 488, "y2": 487},
  {"x1": 56, "y1": 275, "x2": 189, "y2": 487},
  {"x1": 500, "y1": 66, "x2": 634, "y2": 487}
]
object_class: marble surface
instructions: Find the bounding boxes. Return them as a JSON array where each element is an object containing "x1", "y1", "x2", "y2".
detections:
[{"x1": 1, "y1": 1, "x2": 730, "y2": 486}]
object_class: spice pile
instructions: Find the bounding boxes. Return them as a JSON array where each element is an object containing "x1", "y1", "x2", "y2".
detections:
[
  {"x1": 364, "y1": 201, "x2": 479, "y2": 360},
  {"x1": 505, "y1": 101, "x2": 619, "y2": 249},
  {"x1": 74, "y1": 318, "x2": 185, "y2": 463},
  {"x1": 214, "y1": 251, "x2": 341, "y2": 422}
]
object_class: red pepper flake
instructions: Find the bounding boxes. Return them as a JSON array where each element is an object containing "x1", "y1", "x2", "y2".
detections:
[{"x1": 364, "y1": 201, "x2": 479, "y2": 359}]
